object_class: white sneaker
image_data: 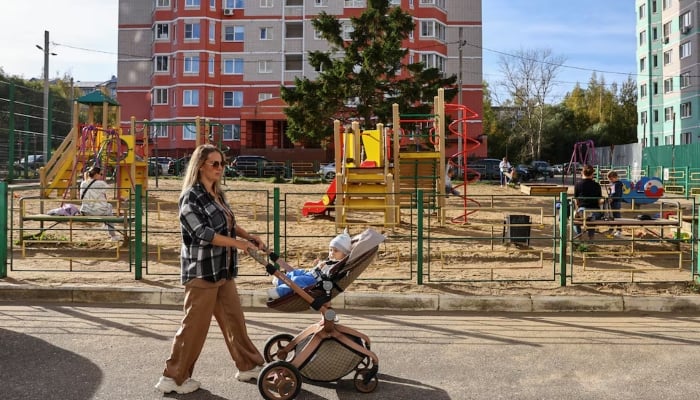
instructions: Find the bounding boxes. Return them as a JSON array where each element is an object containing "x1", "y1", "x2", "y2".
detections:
[
  {"x1": 155, "y1": 376, "x2": 201, "y2": 394},
  {"x1": 235, "y1": 365, "x2": 263, "y2": 382},
  {"x1": 267, "y1": 287, "x2": 280, "y2": 299},
  {"x1": 613, "y1": 231, "x2": 623, "y2": 237}
]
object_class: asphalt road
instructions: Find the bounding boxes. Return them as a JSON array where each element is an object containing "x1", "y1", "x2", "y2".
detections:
[{"x1": 1, "y1": 304, "x2": 699, "y2": 399}]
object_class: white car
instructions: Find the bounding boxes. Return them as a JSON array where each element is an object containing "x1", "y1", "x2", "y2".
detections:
[{"x1": 318, "y1": 162, "x2": 336, "y2": 180}]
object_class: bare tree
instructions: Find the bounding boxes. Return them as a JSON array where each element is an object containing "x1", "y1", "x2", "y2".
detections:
[{"x1": 498, "y1": 48, "x2": 565, "y2": 161}]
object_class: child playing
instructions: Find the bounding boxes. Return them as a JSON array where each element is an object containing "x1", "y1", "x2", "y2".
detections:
[
  {"x1": 267, "y1": 230, "x2": 352, "y2": 299},
  {"x1": 606, "y1": 170, "x2": 624, "y2": 237},
  {"x1": 445, "y1": 167, "x2": 460, "y2": 197}
]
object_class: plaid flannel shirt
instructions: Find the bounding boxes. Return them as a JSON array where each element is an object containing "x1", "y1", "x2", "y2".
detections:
[{"x1": 179, "y1": 183, "x2": 238, "y2": 284}]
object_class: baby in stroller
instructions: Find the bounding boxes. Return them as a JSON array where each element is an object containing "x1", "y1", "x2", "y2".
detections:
[{"x1": 267, "y1": 230, "x2": 352, "y2": 300}]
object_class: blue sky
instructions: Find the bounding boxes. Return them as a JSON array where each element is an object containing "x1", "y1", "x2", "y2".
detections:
[{"x1": 0, "y1": 0, "x2": 635, "y2": 98}]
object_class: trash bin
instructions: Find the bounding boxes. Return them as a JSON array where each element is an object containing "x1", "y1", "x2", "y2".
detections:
[{"x1": 503, "y1": 214, "x2": 531, "y2": 245}]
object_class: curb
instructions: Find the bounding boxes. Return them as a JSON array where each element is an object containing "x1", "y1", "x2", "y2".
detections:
[{"x1": 1, "y1": 286, "x2": 699, "y2": 313}]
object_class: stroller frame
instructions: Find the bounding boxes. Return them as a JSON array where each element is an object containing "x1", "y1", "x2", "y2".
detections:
[{"x1": 247, "y1": 232, "x2": 382, "y2": 400}]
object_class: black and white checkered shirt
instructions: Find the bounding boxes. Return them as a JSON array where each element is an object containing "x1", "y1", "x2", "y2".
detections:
[{"x1": 179, "y1": 183, "x2": 238, "y2": 284}]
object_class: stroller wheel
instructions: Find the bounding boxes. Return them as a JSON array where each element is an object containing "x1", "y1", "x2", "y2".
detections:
[
  {"x1": 263, "y1": 333, "x2": 295, "y2": 362},
  {"x1": 353, "y1": 367, "x2": 378, "y2": 393},
  {"x1": 258, "y1": 361, "x2": 302, "y2": 400}
]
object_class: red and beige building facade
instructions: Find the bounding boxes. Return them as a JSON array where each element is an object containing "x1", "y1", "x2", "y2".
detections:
[{"x1": 116, "y1": 0, "x2": 483, "y2": 161}]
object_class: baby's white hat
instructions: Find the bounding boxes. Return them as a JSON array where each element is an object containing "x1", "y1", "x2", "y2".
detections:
[{"x1": 329, "y1": 229, "x2": 352, "y2": 255}]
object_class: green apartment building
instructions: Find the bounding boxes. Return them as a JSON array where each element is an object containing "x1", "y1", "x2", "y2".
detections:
[{"x1": 637, "y1": 0, "x2": 699, "y2": 147}]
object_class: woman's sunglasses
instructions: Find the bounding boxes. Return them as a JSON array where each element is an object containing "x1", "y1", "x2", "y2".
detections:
[{"x1": 204, "y1": 161, "x2": 224, "y2": 168}]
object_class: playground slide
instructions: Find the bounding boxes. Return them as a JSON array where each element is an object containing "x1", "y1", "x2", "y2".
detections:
[{"x1": 301, "y1": 177, "x2": 337, "y2": 217}]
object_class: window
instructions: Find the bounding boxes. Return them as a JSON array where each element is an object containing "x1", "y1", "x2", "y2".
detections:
[
  {"x1": 285, "y1": 22, "x2": 303, "y2": 38},
  {"x1": 663, "y1": 21, "x2": 671, "y2": 39},
  {"x1": 665, "y1": 135, "x2": 674, "y2": 145},
  {"x1": 639, "y1": 30, "x2": 646, "y2": 46},
  {"x1": 420, "y1": 53, "x2": 446, "y2": 73},
  {"x1": 654, "y1": 109, "x2": 659, "y2": 122},
  {"x1": 286, "y1": 0, "x2": 303, "y2": 5},
  {"x1": 389, "y1": 0, "x2": 400, "y2": 4},
  {"x1": 184, "y1": 56, "x2": 200, "y2": 74},
  {"x1": 223, "y1": 91, "x2": 243, "y2": 107},
  {"x1": 183, "y1": 89, "x2": 199, "y2": 106},
  {"x1": 641, "y1": 111, "x2": 648, "y2": 124},
  {"x1": 223, "y1": 124, "x2": 241, "y2": 141},
  {"x1": 313, "y1": 29, "x2": 323, "y2": 40},
  {"x1": 680, "y1": 11, "x2": 692, "y2": 31},
  {"x1": 225, "y1": 0, "x2": 244, "y2": 8},
  {"x1": 260, "y1": 27, "x2": 273, "y2": 40},
  {"x1": 344, "y1": 0, "x2": 366, "y2": 7},
  {"x1": 664, "y1": 106, "x2": 674, "y2": 121},
  {"x1": 224, "y1": 25, "x2": 245, "y2": 41},
  {"x1": 663, "y1": 0, "x2": 671, "y2": 10},
  {"x1": 342, "y1": 25, "x2": 354, "y2": 40},
  {"x1": 152, "y1": 125, "x2": 169, "y2": 138},
  {"x1": 653, "y1": 54, "x2": 658, "y2": 68},
  {"x1": 652, "y1": 0, "x2": 657, "y2": 13},
  {"x1": 153, "y1": 88, "x2": 168, "y2": 105},
  {"x1": 155, "y1": 55, "x2": 169, "y2": 72},
  {"x1": 681, "y1": 132, "x2": 692, "y2": 144},
  {"x1": 652, "y1": 26, "x2": 658, "y2": 41},
  {"x1": 155, "y1": 24, "x2": 169, "y2": 40},
  {"x1": 156, "y1": 0, "x2": 170, "y2": 7},
  {"x1": 185, "y1": 23, "x2": 201, "y2": 40},
  {"x1": 183, "y1": 124, "x2": 196, "y2": 140},
  {"x1": 261, "y1": 0, "x2": 273, "y2": 7},
  {"x1": 640, "y1": 57, "x2": 646, "y2": 72},
  {"x1": 208, "y1": 90, "x2": 214, "y2": 107},
  {"x1": 209, "y1": 22, "x2": 215, "y2": 42},
  {"x1": 664, "y1": 77, "x2": 673, "y2": 93},
  {"x1": 639, "y1": 4, "x2": 646, "y2": 20},
  {"x1": 259, "y1": 60, "x2": 272, "y2": 73},
  {"x1": 208, "y1": 58, "x2": 215, "y2": 75},
  {"x1": 258, "y1": 92, "x2": 273, "y2": 102},
  {"x1": 285, "y1": 54, "x2": 303, "y2": 71},
  {"x1": 680, "y1": 71, "x2": 692, "y2": 88},
  {"x1": 210, "y1": 0, "x2": 215, "y2": 9},
  {"x1": 680, "y1": 41, "x2": 691, "y2": 58},
  {"x1": 185, "y1": 0, "x2": 200, "y2": 6},
  {"x1": 223, "y1": 58, "x2": 244, "y2": 74},
  {"x1": 420, "y1": 0, "x2": 446, "y2": 8},
  {"x1": 640, "y1": 83, "x2": 647, "y2": 98},
  {"x1": 653, "y1": 81, "x2": 659, "y2": 95},
  {"x1": 664, "y1": 49, "x2": 672, "y2": 65},
  {"x1": 420, "y1": 20, "x2": 446, "y2": 41},
  {"x1": 681, "y1": 102, "x2": 692, "y2": 118},
  {"x1": 315, "y1": 0, "x2": 328, "y2": 6}
]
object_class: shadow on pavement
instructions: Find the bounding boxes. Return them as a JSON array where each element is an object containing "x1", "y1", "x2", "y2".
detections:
[{"x1": 0, "y1": 328, "x2": 102, "y2": 399}]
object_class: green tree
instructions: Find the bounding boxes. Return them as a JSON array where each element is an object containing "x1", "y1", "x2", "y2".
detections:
[{"x1": 281, "y1": 0, "x2": 457, "y2": 145}]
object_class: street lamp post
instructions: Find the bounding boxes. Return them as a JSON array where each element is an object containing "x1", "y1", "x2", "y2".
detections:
[{"x1": 36, "y1": 30, "x2": 56, "y2": 163}]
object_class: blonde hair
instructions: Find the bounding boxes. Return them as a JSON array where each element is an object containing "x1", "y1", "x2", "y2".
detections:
[{"x1": 180, "y1": 144, "x2": 227, "y2": 200}]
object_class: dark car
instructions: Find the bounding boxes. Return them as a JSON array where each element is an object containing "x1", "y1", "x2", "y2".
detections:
[
  {"x1": 514, "y1": 164, "x2": 535, "y2": 182},
  {"x1": 230, "y1": 155, "x2": 289, "y2": 178},
  {"x1": 530, "y1": 161, "x2": 554, "y2": 179},
  {"x1": 14, "y1": 154, "x2": 46, "y2": 170},
  {"x1": 168, "y1": 157, "x2": 190, "y2": 175}
]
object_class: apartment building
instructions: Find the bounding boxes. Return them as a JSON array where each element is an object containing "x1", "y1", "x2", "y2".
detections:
[
  {"x1": 637, "y1": 0, "x2": 700, "y2": 147},
  {"x1": 116, "y1": 0, "x2": 483, "y2": 160}
]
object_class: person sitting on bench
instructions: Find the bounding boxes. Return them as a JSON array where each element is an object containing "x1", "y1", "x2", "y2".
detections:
[{"x1": 80, "y1": 166, "x2": 121, "y2": 241}]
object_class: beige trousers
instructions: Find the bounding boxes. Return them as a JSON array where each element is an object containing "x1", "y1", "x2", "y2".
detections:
[{"x1": 163, "y1": 278, "x2": 264, "y2": 385}]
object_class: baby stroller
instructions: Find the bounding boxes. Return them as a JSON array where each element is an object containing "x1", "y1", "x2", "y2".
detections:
[{"x1": 248, "y1": 228, "x2": 385, "y2": 400}]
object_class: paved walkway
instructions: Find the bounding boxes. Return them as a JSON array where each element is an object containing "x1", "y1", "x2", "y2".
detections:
[{"x1": 1, "y1": 281, "x2": 700, "y2": 313}]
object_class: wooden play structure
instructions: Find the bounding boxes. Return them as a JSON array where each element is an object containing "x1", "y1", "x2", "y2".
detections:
[
  {"x1": 306, "y1": 88, "x2": 481, "y2": 227},
  {"x1": 39, "y1": 91, "x2": 148, "y2": 200}
]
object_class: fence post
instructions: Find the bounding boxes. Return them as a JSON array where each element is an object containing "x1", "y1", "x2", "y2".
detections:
[
  {"x1": 559, "y1": 192, "x2": 568, "y2": 287},
  {"x1": 417, "y1": 189, "x2": 423, "y2": 285},
  {"x1": 0, "y1": 182, "x2": 7, "y2": 278},
  {"x1": 134, "y1": 184, "x2": 143, "y2": 280},
  {"x1": 273, "y1": 187, "x2": 280, "y2": 255}
]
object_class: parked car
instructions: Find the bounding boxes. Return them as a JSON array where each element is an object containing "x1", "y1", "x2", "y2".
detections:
[
  {"x1": 167, "y1": 157, "x2": 190, "y2": 175},
  {"x1": 530, "y1": 160, "x2": 554, "y2": 179},
  {"x1": 150, "y1": 156, "x2": 172, "y2": 175},
  {"x1": 513, "y1": 164, "x2": 535, "y2": 182},
  {"x1": 552, "y1": 164, "x2": 564, "y2": 175},
  {"x1": 13, "y1": 154, "x2": 45, "y2": 171},
  {"x1": 318, "y1": 162, "x2": 336, "y2": 181},
  {"x1": 230, "y1": 155, "x2": 289, "y2": 178},
  {"x1": 562, "y1": 162, "x2": 583, "y2": 175},
  {"x1": 449, "y1": 158, "x2": 500, "y2": 181}
]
